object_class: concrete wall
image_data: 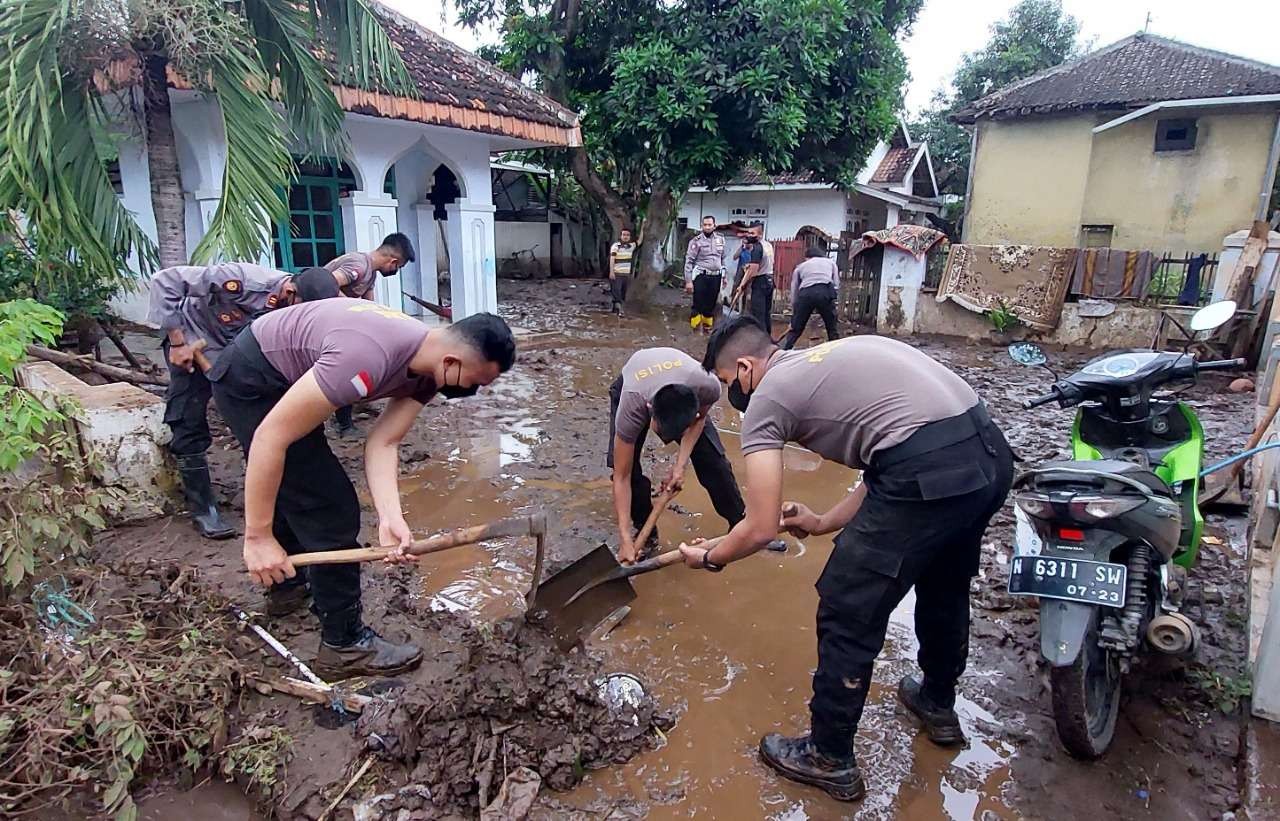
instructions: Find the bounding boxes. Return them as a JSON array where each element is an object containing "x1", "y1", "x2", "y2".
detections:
[
  {"x1": 678, "y1": 188, "x2": 847, "y2": 239},
  {"x1": 965, "y1": 115, "x2": 1097, "y2": 247},
  {"x1": 17, "y1": 361, "x2": 174, "y2": 523},
  {"x1": 913, "y1": 297, "x2": 1161, "y2": 348},
  {"x1": 495, "y1": 221, "x2": 549, "y2": 265},
  {"x1": 1082, "y1": 109, "x2": 1278, "y2": 252}
]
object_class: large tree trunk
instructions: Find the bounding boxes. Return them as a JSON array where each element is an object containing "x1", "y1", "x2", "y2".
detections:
[
  {"x1": 630, "y1": 181, "x2": 677, "y2": 304},
  {"x1": 141, "y1": 54, "x2": 187, "y2": 269}
]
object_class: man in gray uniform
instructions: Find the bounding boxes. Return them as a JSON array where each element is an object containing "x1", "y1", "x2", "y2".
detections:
[
  {"x1": 684, "y1": 216, "x2": 726, "y2": 333},
  {"x1": 780, "y1": 247, "x2": 840, "y2": 349},
  {"x1": 689, "y1": 318, "x2": 1013, "y2": 802},
  {"x1": 608, "y1": 347, "x2": 745, "y2": 563},
  {"x1": 148, "y1": 264, "x2": 338, "y2": 538}
]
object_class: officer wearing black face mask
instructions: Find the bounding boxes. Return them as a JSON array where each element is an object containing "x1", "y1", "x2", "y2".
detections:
[
  {"x1": 608, "y1": 347, "x2": 768, "y2": 565},
  {"x1": 686, "y1": 317, "x2": 1013, "y2": 804},
  {"x1": 208, "y1": 300, "x2": 516, "y2": 678}
]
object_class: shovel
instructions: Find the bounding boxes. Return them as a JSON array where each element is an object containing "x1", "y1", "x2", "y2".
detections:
[
  {"x1": 1201, "y1": 379, "x2": 1280, "y2": 510},
  {"x1": 527, "y1": 489, "x2": 677, "y2": 649},
  {"x1": 289, "y1": 513, "x2": 549, "y2": 607}
]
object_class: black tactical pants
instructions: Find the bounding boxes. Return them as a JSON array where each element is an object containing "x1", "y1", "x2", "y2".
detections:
[
  {"x1": 691, "y1": 273, "x2": 722, "y2": 321},
  {"x1": 163, "y1": 341, "x2": 214, "y2": 456},
  {"x1": 781, "y1": 284, "x2": 840, "y2": 350},
  {"x1": 749, "y1": 276, "x2": 774, "y2": 333},
  {"x1": 209, "y1": 332, "x2": 364, "y2": 645},
  {"x1": 809, "y1": 412, "x2": 1014, "y2": 760},
  {"x1": 606, "y1": 376, "x2": 745, "y2": 531}
]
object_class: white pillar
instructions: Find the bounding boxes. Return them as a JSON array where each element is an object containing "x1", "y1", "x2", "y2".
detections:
[
  {"x1": 444, "y1": 201, "x2": 498, "y2": 318},
  {"x1": 885, "y1": 204, "x2": 901, "y2": 230},
  {"x1": 875, "y1": 247, "x2": 926, "y2": 335},
  {"x1": 340, "y1": 192, "x2": 403, "y2": 312},
  {"x1": 411, "y1": 203, "x2": 440, "y2": 308}
]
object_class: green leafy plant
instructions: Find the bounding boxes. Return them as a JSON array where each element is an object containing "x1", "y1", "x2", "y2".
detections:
[
  {"x1": 1188, "y1": 666, "x2": 1252, "y2": 714},
  {"x1": 0, "y1": 299, "x2": 116, "y2": 588},
  {"x1": 220, "y1": 725, "x2": 293, "y2": 792},
  {"x1": 987, "y1": 300, "x2": 1019, "y2": 334}
]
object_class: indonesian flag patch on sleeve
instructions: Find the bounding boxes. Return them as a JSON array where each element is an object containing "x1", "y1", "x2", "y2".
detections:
[{"x1": 349, "y1": 371, "x2": 373, "y2": 398}]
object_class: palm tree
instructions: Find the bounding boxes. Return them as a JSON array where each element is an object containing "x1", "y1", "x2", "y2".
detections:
[{"x1": 0, "y1": 0, "x2": 414, "y2": 287}]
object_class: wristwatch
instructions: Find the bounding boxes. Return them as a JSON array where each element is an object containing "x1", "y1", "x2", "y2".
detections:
[{"x1": 701, "y1": 549, "x2": 724, "y2": 573}]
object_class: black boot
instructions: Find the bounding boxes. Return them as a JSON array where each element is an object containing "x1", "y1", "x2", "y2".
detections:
[
  {"x1": 759, "y1": 733, "x2": 865, "y2": 801},
  {"x1": 315, "y1": 626, "x2": 423, "y2": 679},
  {"x1": 265, "y1": 576, "x2": 311, "y2": 617},
  {"x1": 897, "y1": 675, "x2": 966, "y2": 746},
  {"x1": 175, "y1": 454, "x2": 236, "y2": 539}
]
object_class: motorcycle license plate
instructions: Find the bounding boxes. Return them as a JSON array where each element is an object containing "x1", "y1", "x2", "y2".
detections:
[{"x1": 1008, "y1": 555, "x2": 1127, "y2": 607}]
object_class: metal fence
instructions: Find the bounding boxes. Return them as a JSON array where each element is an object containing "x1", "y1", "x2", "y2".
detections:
[{"x1": 1142, "y1": 251, "x2": 1219, "y2": 306}]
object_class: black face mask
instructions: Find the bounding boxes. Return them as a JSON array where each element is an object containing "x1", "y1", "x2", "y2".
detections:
[
  {"x1": 438, "y1": 364, "x2": 479, "y2": 400},
  {"x1": 727, "y1": 367, "x2": 754, "y2": 412}
]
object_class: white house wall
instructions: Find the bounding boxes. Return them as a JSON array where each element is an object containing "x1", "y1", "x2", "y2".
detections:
[
  {"x1": 495, "y1": 221, "x2": 551, "y2": 267},
  {"x1": 678, "y1": 188, "x2": 847, "y2": 239}
]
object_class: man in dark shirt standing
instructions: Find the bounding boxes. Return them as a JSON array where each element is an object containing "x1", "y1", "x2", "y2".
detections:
[
  {"x1": 685, "y1": 318, "x2": 1013, "y2": 802},
  {"x1": 733, "y1": 223, "x2": 774, "y2": 333},
  {"x1": 210, "y1": 299, "x2": 516, "y2": 676}
]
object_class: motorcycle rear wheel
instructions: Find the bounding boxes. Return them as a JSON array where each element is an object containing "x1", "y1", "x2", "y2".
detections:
[{"x1": 1049, "y1": 607, "x2": 1123, "y2": 759}]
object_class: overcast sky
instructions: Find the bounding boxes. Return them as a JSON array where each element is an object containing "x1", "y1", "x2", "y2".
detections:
[{"x1": 381, "y1": 0, "x2": 1280, "y2": 115}]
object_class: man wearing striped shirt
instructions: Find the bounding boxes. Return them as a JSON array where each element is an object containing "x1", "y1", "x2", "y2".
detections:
[{"x1": 609, "y1": 228, "x2": 637, "y2": 316}]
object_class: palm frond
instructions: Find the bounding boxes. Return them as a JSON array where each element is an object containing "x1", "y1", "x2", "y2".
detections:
[
  {"x1": 190, "y1": 22, "x2": 293, "y2": 264},
  {"x1": 0, "y1": 0, "x2": 157, "y2": 286},
  {"x1": 312, "y1": 0, "x2": 415, "y2": 95},
  {"x1": 241, "y1": 0, "x2": 347, "y2": 154}
]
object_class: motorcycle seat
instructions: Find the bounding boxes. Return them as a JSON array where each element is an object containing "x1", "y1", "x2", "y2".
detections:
[{"x1": 1019, "y1": 459, "x2": 1173, "y2": 496}]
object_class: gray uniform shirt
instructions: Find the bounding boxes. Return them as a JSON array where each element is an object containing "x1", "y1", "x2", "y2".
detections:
[
  {"x1": 147, "y1": 263, "x2": 293, "y2": 357},
  {"x1": 790, "y1": 257, "x2": 840, "y2": 302},
  {"x1": 684, "y1": 232, "x2": 726, "y2": 284},
  {"x1": 739, "y1": 336, "x2": 979, "y2": 469},
  {"x1": 614, "y1": 347, "x2": 722, "y2": 444},
  {"x1": 324, "y1": 252, "x2": 377, "y2": 299},
  {"x1": 251, "y1": 298, "x2": 436, "y2": 407}
]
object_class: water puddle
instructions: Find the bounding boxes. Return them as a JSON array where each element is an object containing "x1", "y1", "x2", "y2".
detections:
[{"x1": 137, "y1": 781, "x2": 262, "y2": 821}]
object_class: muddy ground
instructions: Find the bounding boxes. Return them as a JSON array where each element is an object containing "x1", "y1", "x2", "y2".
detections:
[{"x1": 97, "y1": 278, "x2": 1259, "y2": 820}]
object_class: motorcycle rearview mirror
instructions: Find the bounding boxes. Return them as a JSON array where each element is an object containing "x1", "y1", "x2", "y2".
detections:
[
  {"x1": 1189, "y1": 300, "x2": 1236, "y2": 333},
  {"x1": 1008, "y1": 342, "x2": 1058, "y2": 379}
]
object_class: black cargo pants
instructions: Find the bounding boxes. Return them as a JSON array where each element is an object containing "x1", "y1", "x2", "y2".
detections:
[
  {"x1": 780, "y1": 284, "x2": 840, "y2": 350},
  {"x1": 208, "y1": 332, "x2": 364, "y2": 646},
  {"x1": 809, "y1": 408, "x2": 1014, "y2": 760},
  {"x1": 606, "y1": 376, "x2": 745, "y2": 531},
  {"x1": 749, "y1": 276, "x2": 774, "y2": 334},
  {"x1": 163, "y1": 341, "x2": 214, "y2": 456}
]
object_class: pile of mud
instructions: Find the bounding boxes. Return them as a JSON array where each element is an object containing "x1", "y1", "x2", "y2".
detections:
[{"x1": 355, "y1": 612, "x2": 673, "y2": 816}]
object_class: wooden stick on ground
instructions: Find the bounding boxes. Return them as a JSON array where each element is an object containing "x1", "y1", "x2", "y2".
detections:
[
  {"x1": 318, "y1": 755, "x2": 375, "y2": 821},
  {"x1": 27, "y1": 344, "x2": 169, "y2": 387},
  {"x1": 255, "y1": 676, "x2": 372, "y2": 713}
]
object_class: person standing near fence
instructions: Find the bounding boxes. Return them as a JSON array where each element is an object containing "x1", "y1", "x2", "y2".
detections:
[
  {"x1": 780, "y1": 247, "x2": 841, "y2": 349},
  {"x1": 609, "y1": 228, "x2": 637, "y2": 317},
  {"x1": 733, "y1": 223, "x2": 774, "y2": 333},
  {"x1": 685, "y1": 216, "x2": 726, "y2": 333}
]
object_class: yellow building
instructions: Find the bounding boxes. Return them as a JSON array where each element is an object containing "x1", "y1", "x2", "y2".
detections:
[{"x1": 955, "y1": 33, "x2": 1280, "y2": 254}]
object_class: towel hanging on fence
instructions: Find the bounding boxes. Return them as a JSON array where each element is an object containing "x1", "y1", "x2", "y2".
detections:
[
  {"x1": 1178, "y1": 254, "x2": 1208, "y2": 305},
  {"x1": 1070, "y1": 249, "x2": 1154, "y2": 300}
]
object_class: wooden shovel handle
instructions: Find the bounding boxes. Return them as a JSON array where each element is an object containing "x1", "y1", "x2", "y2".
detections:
[
  {"x1": 291, "y1": 514, "x2": 545, "y2": 567},
  {"x1": 633, "y1": 488, "x2": 676, "y2": 550},
  {"x1": 624, "y1": 533, "x2": 730, "y2": 577}
]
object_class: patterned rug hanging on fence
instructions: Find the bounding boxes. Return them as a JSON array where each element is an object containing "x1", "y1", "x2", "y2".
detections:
[
  {"x1": 936, "y1": 244, "x2": 1078, "y2": 330},
  {"x1": 858, "y1": 225, "x2": 947, "y2": 259},
  {"x1": 1070, "y1": 249, "x2": 1154, "y2": 299}
]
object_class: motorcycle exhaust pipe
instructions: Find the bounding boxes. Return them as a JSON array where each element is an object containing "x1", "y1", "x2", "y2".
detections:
[{"x1": 1146, "y1": 612, "x2": 1200, "y2": 656}]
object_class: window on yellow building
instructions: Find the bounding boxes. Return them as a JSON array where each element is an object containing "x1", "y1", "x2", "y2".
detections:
[
  {"x1": 1155, "y1": 118, "x2": 1197, "y2": 152},
  {"x1": 1081, "y1": 224, "x2": 1114, "y2": 248}
]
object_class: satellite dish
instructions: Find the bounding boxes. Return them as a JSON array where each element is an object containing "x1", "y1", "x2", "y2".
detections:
[{"x1": 1189, "y1": 300, "x2": 1235, "y2": 332}]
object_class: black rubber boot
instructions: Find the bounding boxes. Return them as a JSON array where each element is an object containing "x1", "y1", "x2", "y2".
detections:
[
  {"x1": 897, "y1": 675, "x2": 966, "y2": 746},
  {"x1": 314, "y1": 627, "x2": 423, "y2": 679},
  {"x1": 175, "y1": 454, "x2": 236, "y2": 540},
  {"x1": 759, "y1": 733, "x2": 865, "y2": 801}
]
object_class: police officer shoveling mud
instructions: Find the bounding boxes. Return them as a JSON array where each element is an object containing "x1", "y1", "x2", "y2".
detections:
[
  {"x1": 208, "y1": 298, "x2": 515, "y2": 677},
  {"x1": 685, "y1": 317, "x2": 1014, "y2": 801}
]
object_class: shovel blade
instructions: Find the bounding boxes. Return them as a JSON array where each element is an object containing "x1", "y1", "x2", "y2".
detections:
[{"x1": 528, "y1": 544, "x2": 637, "y2": 650}]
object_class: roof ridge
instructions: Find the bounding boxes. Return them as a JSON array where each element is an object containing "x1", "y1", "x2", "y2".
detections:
[
  {"x1": 1135, "y1": 32, "x2": 1280, "y2": 76},
  {"x1": 964, "y1": 34, "x2": 1142, "y2": 111},
  {"x1": 368, "y1": 2, "x2": 579, "y2": 127}
]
